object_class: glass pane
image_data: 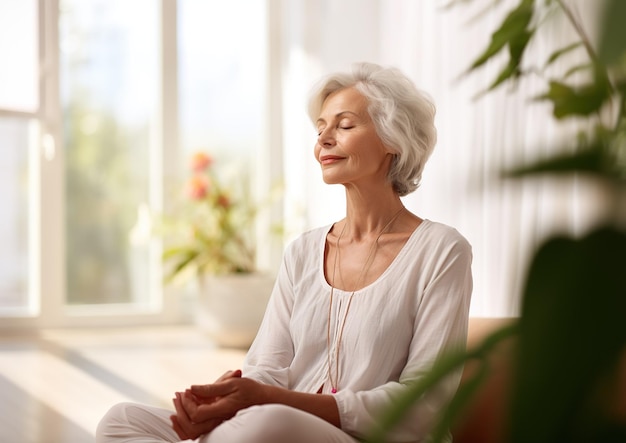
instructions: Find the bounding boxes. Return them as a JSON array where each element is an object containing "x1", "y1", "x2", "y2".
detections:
[
  {"x1": 60, "y1": 0, "x2": 159, "y2": 305},
  {"x1": 178, "y1": 0, "x2": 266, "y2": 161},
  {"x1": 0, "y1": 0, "x2": 39, "y2": 112},
  {"x1": 0, "y1": 118, "x2": 34, "y2": 313}
]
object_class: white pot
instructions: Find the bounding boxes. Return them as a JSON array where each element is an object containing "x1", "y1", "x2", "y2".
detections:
[{"x1": 195, "y1": 273, "x2": 274, "y2": 349}]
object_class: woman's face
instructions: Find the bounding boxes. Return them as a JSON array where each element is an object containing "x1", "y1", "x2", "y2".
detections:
[{"x1": 314, "y1": 87, "x2": 393, "y2": 188}]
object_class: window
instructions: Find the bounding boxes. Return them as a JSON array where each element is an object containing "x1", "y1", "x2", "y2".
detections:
[
  {"x1": 0, "y1": 0, "x2": 268, "y2": 326},
  {"x1": 0, "y1": 118, "x2": 38, "y2": 315},
  {"x1": 0, "y1": 0, "x2": 39, "y2": 316},
  {"x1": 60, "y1": 0, "x2": 160, "y2": 306}
]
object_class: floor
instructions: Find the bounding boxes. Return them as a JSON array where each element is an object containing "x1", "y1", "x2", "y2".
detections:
[{"x1": 0, "y1": 326, "x2": 247, "y2": 443}]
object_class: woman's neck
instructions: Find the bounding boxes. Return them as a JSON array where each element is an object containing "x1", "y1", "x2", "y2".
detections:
[{"x1": 342, "y1": 199, "x2": 407, "y2": 240}]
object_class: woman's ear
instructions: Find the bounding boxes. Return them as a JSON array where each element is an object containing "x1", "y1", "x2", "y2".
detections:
[
  {"x1": 383, "y1": 142, "x2": 398, "y2": 155},
  {"x1": 386, "y1": 147, "x2": 399, "y2": 158}
]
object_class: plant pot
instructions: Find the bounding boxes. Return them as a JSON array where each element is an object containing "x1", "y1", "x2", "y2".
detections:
[{"x1": 195, "y1": 273, "x2": 274, "y2": 349}]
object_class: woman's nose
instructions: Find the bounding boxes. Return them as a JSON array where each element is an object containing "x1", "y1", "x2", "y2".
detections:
[{"x1": 318, "y1": 128, "x2": 335, "y2": 147}]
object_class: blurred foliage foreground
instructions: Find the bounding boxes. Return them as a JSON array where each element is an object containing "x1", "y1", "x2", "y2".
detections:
[{"x1": 369, "y1": 1, "x2": 626, "y2": 442}]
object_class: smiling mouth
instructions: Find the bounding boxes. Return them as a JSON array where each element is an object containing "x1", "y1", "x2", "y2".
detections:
[{"x1": 320, "y1": 156, "x2": 344, "y2": 165}]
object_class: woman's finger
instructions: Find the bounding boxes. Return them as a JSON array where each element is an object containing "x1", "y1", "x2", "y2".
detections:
[
  {"x1": 216, "y1": 369, "x2": 242, "y2": 382},
  {"x1": 190, "y1": 380, "x2": 233, "y2": 399},
  {"x1": 173, "y1": 391, "x2": 223, "y2": 439},
  {"x1": 170, "y1": 414, "x2": 190, "y2": 441},
  {"x1": 171, "y1": 392, "x2": 194, "y2": 440}
]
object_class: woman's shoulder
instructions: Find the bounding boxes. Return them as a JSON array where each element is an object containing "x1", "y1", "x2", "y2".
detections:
[
  {"x1": 283, "y1": 224, "x2": 331, "y2": 256},
  {"x1": 417, "y1": 219, "x2": 472, "y2": 253}
]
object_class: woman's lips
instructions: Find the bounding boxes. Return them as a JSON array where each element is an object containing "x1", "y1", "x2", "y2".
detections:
[{"x1": 320, "y1": 155, "x2": 344, "y2": 165}]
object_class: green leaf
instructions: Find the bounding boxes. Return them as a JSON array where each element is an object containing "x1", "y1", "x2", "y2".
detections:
[
  {"x1": 544, "y1": 42, "x2": 583, "y2": 68},
  {"x1": 162, "y1": 246, "x2": 195, "y2": 260},
  {"x1": 504, "y1": 144, "x2": 612, "y2": 179},
  {"x1": 164, "y1": 250, "x2": 200, "y2": 283},
  {"x1": 483, "y1": 29, "x2": 532, "y2": 92},
  {"x1": 366, "y1": 323, "x2": 519, "y2": 443},
  {"x1": 597, "y1": 0, "x2": 626, "y2": 65},
  {"x1": 482, "y1": 63, "x2": 518, "y2": 94},
  {"x1": 510, "y1": 227, "x2": 626, "y2": 442},
  {"x1": 535, "y1": 79, "x2": 609, "y2": 119},
  {"x1": 429, "y1": 362, "x2": 490, "y2": 443},
  {"x1": 468, "y1": 0, "x2": 534, "y2": 71},
  {"x1": 562, "y1": 63, "x2": 593, "y2": 80}
]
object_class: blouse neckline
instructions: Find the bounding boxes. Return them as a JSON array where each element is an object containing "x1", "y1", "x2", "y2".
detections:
[{"x1": 318, "y1": 218, "x2": 430, "y2": 294}]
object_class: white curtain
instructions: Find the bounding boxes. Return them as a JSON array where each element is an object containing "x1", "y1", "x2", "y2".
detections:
[{"x1": 271, "y1": 0, "x2": 605, "y2": 317}]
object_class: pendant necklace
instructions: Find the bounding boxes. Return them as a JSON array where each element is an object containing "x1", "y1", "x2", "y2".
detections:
[{"x1": 326, "y1": 207, "x2": 405, "y2": 394}]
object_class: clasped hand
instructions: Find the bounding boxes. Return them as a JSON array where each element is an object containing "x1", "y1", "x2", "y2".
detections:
[{"x1": 170, "y1": 369, "x2": 267, "y2": 440}]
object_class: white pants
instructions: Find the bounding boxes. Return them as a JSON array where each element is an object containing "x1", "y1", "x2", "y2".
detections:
[{"x1": 96, "y1": 402, "x2": 359, "y2": 443}]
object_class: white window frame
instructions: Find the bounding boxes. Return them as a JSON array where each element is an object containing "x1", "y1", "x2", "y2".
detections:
[{"x1": 1, "y1": 0, "x2": 186, "y2": 329}]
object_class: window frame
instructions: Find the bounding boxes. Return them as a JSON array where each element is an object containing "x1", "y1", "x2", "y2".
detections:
[
  {"x1": 1, "y1": 0, "x2": 283, "y2": 329},
  {"x1": 0, "y1": 0, "x2": 184, "y2": 328}
]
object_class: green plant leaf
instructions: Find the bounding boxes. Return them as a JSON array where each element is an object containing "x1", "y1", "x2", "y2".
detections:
[
  {"x1": 504, "y1": 144, "x2": 608, "y2": 178},
  {"x1": 510, "y1": 227, "x2": 626, "y2": 442},
  {"x1": 482, "y1": 29, "x2": 532, "y2": 92},
  {"x1": 468, "y1": 0, "x2": 534, "y2": 71},
  {"x1": 562, "y1": 62, "x2": 593, "y2": 80},
  {"x1": 544, "y1": 42, "x2": 584, "y2": 68},
  {"x1": 428, "y1": 361, "x2": 490, "y2": 443},
  {"x1": 162, "y1": 246, "x2": 195, "y2": 260},
  {"x1": 366, "y1": 323, "x2": 519, "y2": 443},
  {"x1": 535, "y1": 79, "x2": 610, "y2": 119},
  {"x1": 163, "y1": 250, "x2": 200, "y2": 283},
  {"x1": 597, "y1": 0, "x2": 626, "y2": 65}
]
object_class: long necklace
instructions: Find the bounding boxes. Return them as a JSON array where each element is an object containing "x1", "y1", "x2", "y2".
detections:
[{"x1": 326, "y1": 207, "x2": 405, "y2": 394}]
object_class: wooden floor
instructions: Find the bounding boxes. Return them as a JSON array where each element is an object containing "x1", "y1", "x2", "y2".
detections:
[{"x1": 0, "y1": 326, "x2": 247, "y2": 443}]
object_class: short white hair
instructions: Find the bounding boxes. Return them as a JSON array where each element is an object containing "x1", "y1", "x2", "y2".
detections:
[{"x1": 308, "y1": 62, "x2": 437, "y2": 196}]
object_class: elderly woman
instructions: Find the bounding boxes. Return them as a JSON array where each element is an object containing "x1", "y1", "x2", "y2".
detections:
[{"x1": 96, "y1": 62, "x2": 472, "y2": 443}]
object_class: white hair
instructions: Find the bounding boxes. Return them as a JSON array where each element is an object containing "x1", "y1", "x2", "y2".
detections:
[{"x1": 308, "y1": 62, "x2": 437, "y2": 196}]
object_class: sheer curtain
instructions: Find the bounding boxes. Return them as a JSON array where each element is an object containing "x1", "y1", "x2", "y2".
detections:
[{"x1": 272, "y1": 0, "x2": 603, "y2": 316}]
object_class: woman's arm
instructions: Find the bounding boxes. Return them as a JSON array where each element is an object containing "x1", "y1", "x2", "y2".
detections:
[
  {"x1": 335, "y1": 233, "x2": 473, "y2": 441},
  {"x1": 175, "y1": 252, "x2": 341, "y2": 441}
]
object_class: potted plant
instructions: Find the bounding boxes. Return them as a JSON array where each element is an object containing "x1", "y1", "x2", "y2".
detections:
[
  {"x1": 367, "y1": 1, "x2": 626, "y2": 441},
  {"x1": 162, "y1": 151, "x2": 276, "y2": 348}
]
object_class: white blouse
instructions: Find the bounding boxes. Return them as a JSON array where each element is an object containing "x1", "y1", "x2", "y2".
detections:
[{"x1": 243, "y1": 219, "x2": 473, "y2": 442}]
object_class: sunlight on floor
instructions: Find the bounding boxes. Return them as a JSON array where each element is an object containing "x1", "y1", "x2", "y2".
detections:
[{"x1": 0, "y1": 326, "x2": 247, "y2": 443}]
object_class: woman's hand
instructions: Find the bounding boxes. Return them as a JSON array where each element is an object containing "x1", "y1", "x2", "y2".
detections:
[
  {"x1": 172, "y1": 371, "x2": 342, "y2": 439},
  {"x1": 171, "y1": 390, "x2": 222, "y2": 440},
  {"x1": 170, "y1": 369, "x2": 243, "y2": 440},
  {"x1": 187, "y1": 376, "x2": 269, "y2": 420}
]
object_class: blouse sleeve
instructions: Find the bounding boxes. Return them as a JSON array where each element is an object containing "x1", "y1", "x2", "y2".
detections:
[
  {"x1": 334, "y1": 234, "x2": 473, "y2": 442},
  {"x1": 241, "y1": 249, "x2": 296, "y2": 387}
]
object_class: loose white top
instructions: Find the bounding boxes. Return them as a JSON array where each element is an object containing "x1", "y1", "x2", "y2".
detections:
[{"x1": 243, "y1": 219, "x2": 473, "y2": 442}]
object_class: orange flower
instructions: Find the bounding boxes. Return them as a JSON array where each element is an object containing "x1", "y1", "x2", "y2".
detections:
[
  {"x1": 190, "y1": 151, "x2": 213, "y2": 172},
  {"x1": 187, "y1": 175, "x2": 209, "y2": 200}
]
